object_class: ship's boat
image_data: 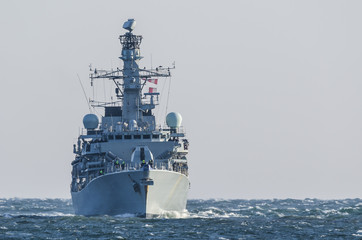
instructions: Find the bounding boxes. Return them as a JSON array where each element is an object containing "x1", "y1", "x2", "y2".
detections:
[{"x1": 70, "y1": 19, "x2": 190, "y2": 217}]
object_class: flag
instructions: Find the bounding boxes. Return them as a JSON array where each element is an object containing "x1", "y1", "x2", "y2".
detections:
[
  {"x1": 149, "y1": 87, "x2": 157, "y2": 93},
  {"x1": 147, "y1": 79, "x2": 158, "y2": 84}
]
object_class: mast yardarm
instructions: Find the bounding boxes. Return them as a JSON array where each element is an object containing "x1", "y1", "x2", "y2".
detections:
[{"x1": 89, "y1": 19, "x2": 173, "y2": 128}]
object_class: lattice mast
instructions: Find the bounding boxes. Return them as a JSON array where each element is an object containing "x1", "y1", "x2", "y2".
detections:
[
  {"x1": 90, "y1": 19, "x2": 173, "y2": 129},
  {"x1": 119, "y1": 20, "x2": 144, "y2": 123}
]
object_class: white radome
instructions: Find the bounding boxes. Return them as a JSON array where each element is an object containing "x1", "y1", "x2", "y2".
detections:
[
  {"x1": 83, "y1": 114, "x2": 99, "y2": 129},
  {"x1": 166, "y1": 112, "x2": 182, "y2": 128}
]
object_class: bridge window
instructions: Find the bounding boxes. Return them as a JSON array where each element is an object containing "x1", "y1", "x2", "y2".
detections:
[
  {"x1": 143, "y1": 135, "x2": 150, "y2": 139},
  {"x1": 115, "y1": 135, "x2": 122, "y2": 140},
  {"x1": 124, "y1": 135, "x2": 132, "y2": 140},
  {"x1": 109, "y1": 135, "x2": 114, "y2": 140},
  {"x1": 152, "y1": 135, "x2": 159, "y2": 139},
  {"x1": 134, "y1": 135, "x2": 141, "y2": 139}
]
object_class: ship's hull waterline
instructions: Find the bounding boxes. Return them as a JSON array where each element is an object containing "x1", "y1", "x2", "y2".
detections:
[{"x1": 71, "y1": 170, "x2": 190, "y2": 217}]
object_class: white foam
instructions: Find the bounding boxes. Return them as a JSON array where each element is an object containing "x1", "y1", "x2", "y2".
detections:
[
  {"x1": 114, "y1": 213, "x2": 137, "y2": 218},
  {"x1": 156, "y1": 210, "x2": 189, "y2": 219},
  {"x1": 189, "y1": 208, "x2": 249, "y2": 219},
  {"x1": 2, "y1": 212, "x2": 74, "y2": 217},
  {"x1": 37, "y1": 212, "x2": 74, "y2": 217}
]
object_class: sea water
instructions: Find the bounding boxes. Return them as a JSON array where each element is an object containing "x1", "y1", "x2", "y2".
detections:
[{"x1": 0, "y1": 198, "x2": 361, "y2": 239}]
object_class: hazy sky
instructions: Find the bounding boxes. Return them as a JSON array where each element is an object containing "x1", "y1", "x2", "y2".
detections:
[{"x1": 0, "y1": 0, "x2": 361, "y2": 199}]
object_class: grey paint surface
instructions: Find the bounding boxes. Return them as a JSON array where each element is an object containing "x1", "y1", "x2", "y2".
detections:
[{"x1": 72, "y1": 170, "x2": 189, "y2": 216}]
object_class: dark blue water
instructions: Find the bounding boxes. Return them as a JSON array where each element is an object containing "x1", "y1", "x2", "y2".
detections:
[{"x1": 0, "y1": 198, "x2": 361, "y2": 239}]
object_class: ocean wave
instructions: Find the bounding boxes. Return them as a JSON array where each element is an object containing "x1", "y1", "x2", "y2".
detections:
[
  {"x1": 114, "y1": 213, "x2": 137, "y2": 218},
  {"x1": 0, "y1": 198, "x2": 360, "y2": 219},
  {"x1": 1, "y1": 212, "x2": 74, "y2": 218},
  {"x1": 0, "y1": 198, "x2": 360, "y2": 239},
  {"x1": 155, "y1": 209, "x2": 189, "y2": 219}
]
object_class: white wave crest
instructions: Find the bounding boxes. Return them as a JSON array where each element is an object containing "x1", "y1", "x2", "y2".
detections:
[
  {"x1": 1, "y1": 212, "x2": 74, "y2": 217},
  {"x1": 114, "y1": 213, "x2": 137, "y2": 218},
  {"x1": 155, "y1": 209, "x2": 189, "y2": 219}
]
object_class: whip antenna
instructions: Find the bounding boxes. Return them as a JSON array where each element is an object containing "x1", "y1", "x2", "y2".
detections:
[{"x1": 77, "y1": 74, "x2": 92, "y2": 113}]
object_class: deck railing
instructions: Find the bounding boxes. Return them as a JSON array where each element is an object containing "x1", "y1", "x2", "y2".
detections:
[
  {"x1": 72, "y1": 160, "x2": 188, "y2": 192},
  {"x1": 104, "y1": 161, "x2": 187, "y2": 175}
]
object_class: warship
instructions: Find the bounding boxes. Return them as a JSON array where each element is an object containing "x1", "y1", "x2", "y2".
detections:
[{"x1": 70, "y1": 19, "x2": 190, "y2": 217}]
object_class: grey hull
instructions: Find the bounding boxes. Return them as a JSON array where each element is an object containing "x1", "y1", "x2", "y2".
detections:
[{"x1": 71, "y1": 170, "x2": 189, "y2": 216}]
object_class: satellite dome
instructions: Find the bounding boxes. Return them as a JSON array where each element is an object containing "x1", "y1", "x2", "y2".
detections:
[
  {"x1": 166, "y1": 112, "x2": 182, "y2": 128},
  {"x1": 83, "y1": 114, "x2": 99, "y2": 129}
]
